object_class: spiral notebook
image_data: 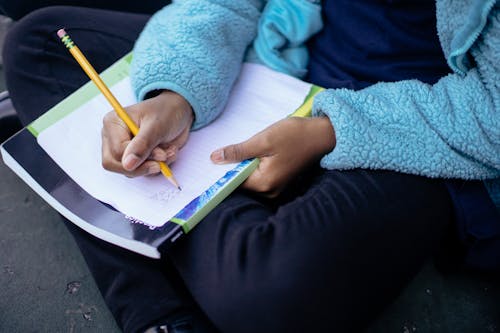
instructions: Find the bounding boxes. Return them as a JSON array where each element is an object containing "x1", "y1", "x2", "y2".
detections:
[{"x1": 0, "y1": 54, "x2": 321, "y2": 258}]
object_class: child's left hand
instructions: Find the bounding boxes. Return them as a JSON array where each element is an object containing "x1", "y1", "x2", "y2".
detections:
[{"x1": 210, "y1": 116, "x2": 336, "y2": 197}]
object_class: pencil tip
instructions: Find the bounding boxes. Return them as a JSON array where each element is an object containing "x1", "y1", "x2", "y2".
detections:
[
  {"x1": 57, "y1": 28, "x2": 67, "y2": 38},
  {"x1": 178, "y1": 186, "x2": 182, "y2": 191}
]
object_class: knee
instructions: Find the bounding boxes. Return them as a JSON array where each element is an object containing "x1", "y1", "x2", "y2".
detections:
[
  {"x1": 3, "y1": 7, "x2": 66, "y2": 74},
  {"x1": 0, "y1": 0, "x2": 53, "y2": 20},
  {"x1": 197, "y1": 232, "x2": 336, "y2": 332}
]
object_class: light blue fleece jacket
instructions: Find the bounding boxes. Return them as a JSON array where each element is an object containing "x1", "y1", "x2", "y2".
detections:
[{"x1": 130, "y1": 0, "x2": 499, "y2": 204}]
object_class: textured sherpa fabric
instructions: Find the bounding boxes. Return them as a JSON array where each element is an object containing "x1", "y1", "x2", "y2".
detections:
[
  {"x1": 437, "y1": 0, "x2": 497, "y2": 75},
  {"x1": 252, "y1": 0, "x2": 322, "y2": 78},
  {"x1": 131, "y1": 0, "x2": 499, "y2": 204},
  {"x1": 130, "y1": 0, "x2": 264, "y2": 130},
  {"x1": 312, "y1": 1, "x2": 499, "y2": 206}
]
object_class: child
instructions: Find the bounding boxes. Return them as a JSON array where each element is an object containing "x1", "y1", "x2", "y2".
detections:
[{"x1": 4, "y1": 1, "x2": 498, "y2": 332}]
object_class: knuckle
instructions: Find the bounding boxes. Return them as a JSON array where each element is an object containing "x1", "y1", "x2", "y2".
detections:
[
  {"x1": 164, "y1": 152, "x2": 177, "y2": 165},
  {"x1": 102, "y1": 112, "x2": 116, "y2": 126},
  {"x1": 230, "y1": 145, "x2": 241, "y2": 160},
  {"x1": 165, "y1": 157, "x2": 177, "y2": 166},
  {"x1": 124, "y1": 168, "x2": 141, "y2": 178},
  {"x1": 150, "y1": 147, "x2": 165, "y2": 161},
  {"x1": 103, "y1": 112, "x2": 128, "y2": 132},
  {"x1": 101, "y1": 158, "x2": 114, "y2": 171},
  {"x1": 230, "y1": 144, "x2": 246, "y2": 161},
  {"x1": 223, "y1": 146, "x2": 234, "y2": 161}
]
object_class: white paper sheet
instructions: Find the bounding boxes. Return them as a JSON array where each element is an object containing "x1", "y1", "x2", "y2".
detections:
[{"x1": 37, "y1": 63, "x2": 312, "y2": 227}]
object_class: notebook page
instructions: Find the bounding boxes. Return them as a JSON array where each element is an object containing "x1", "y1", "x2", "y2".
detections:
[{"x1": 37, "y1": 63, "x2": 312, "y2": 227}]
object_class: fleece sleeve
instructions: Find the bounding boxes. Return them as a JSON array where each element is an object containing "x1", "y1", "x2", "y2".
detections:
[
  {"x1": 312, "y1": 7, "x2": 499, "y2": 180},
  {"x1": 130, "y1": 0, "x2": 264, "y2": 130}
]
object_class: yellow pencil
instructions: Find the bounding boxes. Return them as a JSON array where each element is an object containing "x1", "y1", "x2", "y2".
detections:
[{"x1": 57, "y1": 28, "x2": 181, "y2": 190}]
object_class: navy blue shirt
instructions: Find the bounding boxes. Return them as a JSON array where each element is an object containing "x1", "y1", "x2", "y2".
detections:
[
  {"x1": 306, "y1": 0, "x2": 450, "y2": 90},
  {"x1": 305, "y1": 0, "x2": 500, "y2": 271}
]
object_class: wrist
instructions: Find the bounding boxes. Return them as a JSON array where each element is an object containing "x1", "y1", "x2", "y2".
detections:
[
  {"x1": 157, "y1": 90, "x2": 195, "y2": 126},
  {"x1": 308, "y1": 116, "x2": 336, "y2": 155}
]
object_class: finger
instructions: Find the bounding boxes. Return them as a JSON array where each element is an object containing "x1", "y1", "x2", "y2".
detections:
[
  {"x1": 101, "y1": 132, "x2": 125, "y2": 173},
  {"x1": 103, "y1": 154, "x2": 161, "y2": 177},
  {"x1": 241, "y1": 172, "x2": 284, "y2": 198},
  {"x1": 122, "y1": 118, "x2": 163, "y2": 171},
  {"x1": 240, "y1": 168, "x2": 264, "y2": 192},
  {"x1": 150, "y1": 146, "x2": 178, "y2": 164},
  {"x1": 239, "y1": 157, "x2": 288, "y2": 198},
  {"x1": 102, "y1": 135, "x2": 161, "y2": 177},
  {"x1": 150, "y1": 147, "x2": 169, "y2": 162},
  {"x1": 125, "y1": 160, "x2": 161, "y2": 178},
  {"x1": 164, "y1": 146, "x2": 179, "y2": 165},
  {"x1": 211, "y1": 135, "x2": 268, "y2": 164},
  {"x1": 102, "y1": 113, "x2": 132, "y2": 161}
]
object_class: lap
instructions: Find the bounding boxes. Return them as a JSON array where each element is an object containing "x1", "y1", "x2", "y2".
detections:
[{"x1": 168, "y1": 168, "x2": 453, "y2": 332}]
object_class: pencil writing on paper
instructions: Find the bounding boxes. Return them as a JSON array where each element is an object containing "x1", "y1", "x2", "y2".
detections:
[
  {"x1": 56, "y1": 28, "x2": 181, "y2": 190},
  {"x1": 37, "y1": 64, "x2": 312, "y2": 228}
]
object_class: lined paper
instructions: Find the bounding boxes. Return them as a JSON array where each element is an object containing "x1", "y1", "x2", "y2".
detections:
[{"x1": 37, "y1": 63, "x2": 312, "y2": 227}]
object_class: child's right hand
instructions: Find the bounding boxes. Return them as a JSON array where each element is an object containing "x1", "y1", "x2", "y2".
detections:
[{"x1": 101, "y1": 90, "x2": 193, "y2": 177}]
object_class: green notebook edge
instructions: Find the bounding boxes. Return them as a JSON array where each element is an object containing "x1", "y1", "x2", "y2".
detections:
[
  {"x1": 26, "y1": 53, "x2": 324, "y2": 235},
  {"x1": 28, "y1": 52, "x2": 133, "y2": 137},
  {"x1": 171, "y1": 158, "x2": 260, "y2": 233}
]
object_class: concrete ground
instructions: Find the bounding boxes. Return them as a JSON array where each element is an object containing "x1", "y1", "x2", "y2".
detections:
[
  {"x1": 0, "y1": 155, "x2": 121, "y2": 332},
  {"x1": 0, "y1": 15, "x2": 499, "y2": 333}
]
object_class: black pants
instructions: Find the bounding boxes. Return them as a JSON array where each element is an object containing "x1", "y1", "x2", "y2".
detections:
[
  {"x1": 3, "y1": 6, "x2": 454, "y2": 333},
  {"x1": 0, "y1": 0, "x2": 166, "y2": 20}
]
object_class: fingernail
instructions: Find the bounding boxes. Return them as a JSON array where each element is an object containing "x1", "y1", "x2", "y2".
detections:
[
  {"x1": 148, "y1": 163, "x2": 161, "y2": 175},
  {"x1": 211, "y1": 149, "x2": 225, "y2": 163},
  {"x1": 123, "y1": 154, "x2": 139, "y2": 170}
]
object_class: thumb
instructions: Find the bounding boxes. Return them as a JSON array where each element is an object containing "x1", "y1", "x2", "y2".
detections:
[
  {"x1": 211, "y1": 138, "x2": 261, "y2": 164},
  {"x1": 122, "y1": 121, "x2": 159, "y2": 171}
]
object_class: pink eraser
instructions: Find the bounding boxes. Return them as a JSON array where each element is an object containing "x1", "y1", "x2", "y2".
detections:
[{"x1": 57, "y1": 29, "x2": 67, "y2": 38}]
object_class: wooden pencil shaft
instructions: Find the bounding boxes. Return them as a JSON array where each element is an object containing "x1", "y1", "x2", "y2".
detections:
[
  {"x1": 59, "y1": 30, "x2": 178, "y2": 184},
  {"x1": 68, "y1": 46, "x2": 139, "y2": 135}
]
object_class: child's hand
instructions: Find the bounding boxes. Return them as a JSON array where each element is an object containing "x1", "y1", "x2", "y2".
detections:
[
  {"x1": 101, "y1": 90, "x2": 193, "y2": 177},
  {"x1": 211, "y1": 117, "x2": 336, "y2": 197}
]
